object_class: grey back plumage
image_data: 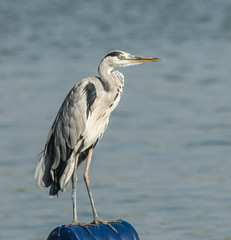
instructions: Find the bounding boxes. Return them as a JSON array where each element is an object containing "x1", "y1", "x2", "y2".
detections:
[{"x1": 36, "y1": 79, "x2": 89, "y2": 194}]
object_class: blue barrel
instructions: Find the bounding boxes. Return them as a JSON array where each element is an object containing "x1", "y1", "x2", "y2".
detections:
[{"x1": 47, "y1": 220, "x2": 140, "y2": 240}]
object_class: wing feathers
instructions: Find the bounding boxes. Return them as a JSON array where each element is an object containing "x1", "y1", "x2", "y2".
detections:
[{"x1": 36, "y1": 78, "x2": 99, "y2": 195}]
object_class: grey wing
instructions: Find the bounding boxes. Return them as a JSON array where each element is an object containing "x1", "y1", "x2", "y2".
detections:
[
  {"x1": 35, "y1": 78, "x2": 95, "y2": 195},
  {"x1": 49, "y1": 83, "x2": 87, "y2": 168}
]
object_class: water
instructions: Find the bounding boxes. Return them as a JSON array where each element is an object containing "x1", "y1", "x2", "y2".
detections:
[{"x1": 1, "y1": 0, "x2": 231, "y2": 239}]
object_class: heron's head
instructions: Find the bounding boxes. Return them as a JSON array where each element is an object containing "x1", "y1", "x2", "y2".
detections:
[{"x1": 102, "y1": 50, "x2": 162, "y2": 68}]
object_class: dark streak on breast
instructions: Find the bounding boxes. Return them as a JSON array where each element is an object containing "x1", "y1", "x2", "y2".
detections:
[{"x1": 114, "y1": 92, "x2": 119, "y2": 101}]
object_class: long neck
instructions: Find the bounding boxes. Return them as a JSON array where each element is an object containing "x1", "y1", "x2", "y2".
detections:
[{"x1": 98, "y1": 60, "x2": 124, "y2": 94}]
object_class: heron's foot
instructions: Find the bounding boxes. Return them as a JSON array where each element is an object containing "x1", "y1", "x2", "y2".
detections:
[
  {"x1": 65, "y1": 219, "x2": 122, "y2": 235},
  {"x1": 91, "y1": 218, "x2": 122, "y2": 233},
  {"x1": 65, "y1": 221, "x2": 92, "y2": 235}
]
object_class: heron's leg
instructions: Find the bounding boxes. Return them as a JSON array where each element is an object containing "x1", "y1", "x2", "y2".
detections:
[
  {"x1": 83, "y1": 149, "x2": 120, "y2": 232},
  {"x1": 83, "y1": 148, "x2": 99, "y2": 221},
  {"x1": 72, "y1": 154, "x2": 79, "y2": 224},
  {"x1": 66, "y1": 154, "x2": 92, "y2": 234}
]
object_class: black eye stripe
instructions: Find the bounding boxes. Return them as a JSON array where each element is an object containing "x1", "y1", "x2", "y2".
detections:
[{"x1": 105, "y1": 51, "x2": 123, "y2": 58}]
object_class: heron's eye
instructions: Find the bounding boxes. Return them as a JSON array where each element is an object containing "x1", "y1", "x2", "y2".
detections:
[{"x1": 117, "y1": 55, "x2": 123, "y2": 59}]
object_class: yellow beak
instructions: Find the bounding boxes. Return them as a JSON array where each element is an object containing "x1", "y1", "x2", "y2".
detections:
[{"x1": 127, "y1": 55, "x2": 162, "y2": 63}]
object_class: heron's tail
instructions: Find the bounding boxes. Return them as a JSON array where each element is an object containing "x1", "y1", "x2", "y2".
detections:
[
  {"x1": 47, "y1": 151, "x2": 89, "y2": 196},
  {"x1": 35, "y1": 153, "x2": 76, "y2": 197},
  {"x1": 35, "y1": 155, "x2": 53, "y2": 188}
]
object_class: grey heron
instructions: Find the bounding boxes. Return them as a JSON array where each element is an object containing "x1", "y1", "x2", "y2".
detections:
[{"x1": 35, "y1": 50, "x2": 161, "y2": 231}]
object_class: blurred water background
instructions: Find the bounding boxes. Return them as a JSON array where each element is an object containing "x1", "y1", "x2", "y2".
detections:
[{"x1": 1, "y1": 0, "x2": 231, "y2": 239}]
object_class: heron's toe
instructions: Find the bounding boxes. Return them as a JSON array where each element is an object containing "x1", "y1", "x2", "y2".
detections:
[
  {"x1": 92, "y1": 218, "x2": 122, "y2": 233},
  {"x1": 65, "y1": 222, "x2": 92, "y2": 235}
]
